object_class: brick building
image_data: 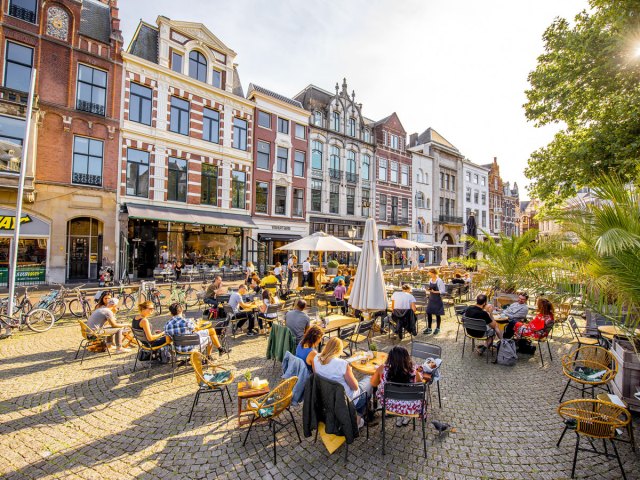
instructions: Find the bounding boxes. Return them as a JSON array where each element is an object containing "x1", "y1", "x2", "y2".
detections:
[
  {"x1": 0, "y1": 0, "x2": 123, "y2": 283},
  {"x1": 519, "y1": 198, "x2": 539, "y2": 234},
  {"x1": 502, "y1": 181, "x2": 520, "y2": 236},
  {"x1": 119, "y1": 17, "x2": 254, "y2": 278},
  {"x1": 373, "y1": 112, "x2": 412, "y2": 240},
  {"x1": 246, "y1": 83, "x2": 309, "y2": 269},
  {"x1": 482, "y1": 157, "x2": 504, "y2": 238}
]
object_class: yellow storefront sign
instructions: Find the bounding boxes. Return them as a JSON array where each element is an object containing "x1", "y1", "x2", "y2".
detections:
[{"x1": 0, "y1": 215, "x2": 32, "y2": 230}]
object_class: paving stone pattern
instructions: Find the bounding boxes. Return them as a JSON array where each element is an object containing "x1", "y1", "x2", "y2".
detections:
[{"x1": 0, "y1": 310, "x2": 638, "y2": 479}]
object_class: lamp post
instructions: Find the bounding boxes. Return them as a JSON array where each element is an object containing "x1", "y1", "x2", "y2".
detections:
[{"x1": 347, "y1": 226, "x2": 357, "y2": 268}]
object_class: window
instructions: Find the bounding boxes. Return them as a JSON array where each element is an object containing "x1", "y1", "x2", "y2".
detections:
[
  {"x1": 329, "y1": 183, "x2": 339, "y2": 214},
  {"x1": 474, "y1": 190, "x2": 479, "y2": 204},
  {"x1": 311, "y1": 180, "x2": 322, "y2": 212},
  {"x1": 401, "y1": 198, "x2": 408, "y2": 222},
  {"x1": 346, "y1": 187, "x2": 355, "y2": 215},
  {"x1": 312, "y1": 141, "x2": 323, "y2": 170},
  {"x1": 76, "y1": 64, "x2": 107, "y2": 115},
  {"x1": 212, "y1": 69, "x2": 222, "y2": 89},
  {"x1": 445, "y1": 174, "x2": 450, "y2": 190},
  {"x1": 231, "y1": 170, "x2": 246, "y2": 208},
  {"x1": 4, "y1": 42, "x2": 33, "y2": 92},
  {"x1": 171, "y1": 52, "x2": 183, "y2": 73},
  {"x1": 466, "y1": 208, "x2": 471, "y2": 220},
  {"x1": 295, "y1": 123, "x2": 306, "y2": 139},
  {"x1": 451, "y1": 175, "x2": 456, "y2": 191},
  {"x1": 276, "y1": 146, "x2": 288, "y2": 173},
  {"x1": 362, "y1": 189, "x2": 370, "y2": 217},
  {"x1": 474, "y1": 174, "x2": 479, "y2": 184},
  {"x1": 466, "y1": 171, "x2": 471, "y2": 182},
  {"x1": 330, "y1": 146, "x2": 340, "y2": 172},
  {"x1": 294, "y1": 150, "x2": 305, "y2": 177},
  {"x1": 466, "y1": 187, "x2": 471, "y2": 202},
  {"x1": 167, "y1": 157, "x2": 187, "y2": 202},
  {"x1": 72, "y1": 136, "x2": 103, "y2": 186},
  {"x1": 481, "y1": 176, "x2": 486, "y2": 186},
  {"x1": 257, "y1": 110, "x2": 271, "y2": 129},
  {"x1": 401, "y1": 165, "x2": 409, "y2": 186},
  {"x1": 293, "y1": 188, "x2": 304, "y2": 217},
  {"x1": 232, "y1": 117, "x2": 247, "y2": 150},
  {"x1": 129, "y1": 83, "x2": 152, "y2": 125},
  {"x1": 255, "y1": 181, "x2": 268, "y2": 213},
  {"x1": 481, "y1": 192, "x2": 487, "y2": 205},
  {"x1": 277, "y1": 117, "x2": 289, "y2": 134},
  {"x1": 362, "y1": 154, "x2": 370, "y2": 180},
  {"x1": 313, "y1": 110, "x2": 323, "y2": 127},
  {"x1": 203, "y1": 108, "x2": 220, "y2": 143},
  {"x1": 188, "y1": 50, "x2": 207, "y2": 82},
  {"x1": 391, "y1": 197, "x2": 398, "y2": 223},
  {"x1": 0, "y1": 115, "x2": 25, "y2": 146},
  {"x1": 390, "y1": 161, "x2": 398, "y2": 183},
  {"x1": 275, "y1": 186, "x2": 287, "y2": 215},
  {"x1": 346, "y1": 151, "x2": 356, "y2": 176},
  {"x1": 379, "y1": 194, "x2": 387, "y2": 221},
  {"x1": 8, "y1": 0, "x2": 37, "y2": 23},
  {"x1": 201, "y1": 164, "x2": 218, "y2": 206},
  {"x1": 416, "y1": 169, "x2": 423, "y2": 184},
  {"x1": 440, "y1": 172, "x2": 445, "y2": 189},
  {"x1": 126, "y1": 148, "x2": 149, "y2": 197},
  {"x1": 494, "y1": 178, "x2": 498, "y2": 190},
  {"x1": 389, "y1": 134, "x2": 399, "y2": 150},
  {"x1": 256, "y1": 141, "x2": 270, "y2": 170},
  {"x1": 482, "y1": 210, "x2": 487, "y2": 228},
  {"x1": 332, "y1": 111, "x2": 340, "y2": 131},
  {"x1": 416, "y1": 191, "x2": 424, "y2": 208},
  {"x1": 364, "y1": 129, "x2": 370, "y2": 143},
  {"x1": 379, "y1": 158, "x2": 387, "y2": 181},
  {"x1": 169, "y1": 96, "x2": 190, "y2": 135},
  {"x1": 348, "y1": 118, "x2": 356, "y2": 137}
]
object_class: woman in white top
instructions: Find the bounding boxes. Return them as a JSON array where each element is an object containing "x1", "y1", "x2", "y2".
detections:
[
  {"x1": 245, "y1": 261, "x2": 255, "y2": 282},
  {"x1": 312, "y1": 337, "x2": 372, "y2": 427},
  {"x1": 257, "y1": 289, "x2": 280, "y2": 333},
  {"x1": 274, "y1": 262, "x2": 283, "y2": 285}
]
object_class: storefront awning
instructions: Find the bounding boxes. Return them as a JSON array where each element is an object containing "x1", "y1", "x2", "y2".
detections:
[
  {"x1": 125, "y1": 204, "x2": 255, "y2": 229},
  {"x1": 258, "y1": 233, "x2": 302, "y2": 242}
]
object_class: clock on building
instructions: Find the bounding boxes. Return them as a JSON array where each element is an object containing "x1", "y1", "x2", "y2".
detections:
[{"x1": 46, "y1": 6, "x2": 69, "y2": 41}]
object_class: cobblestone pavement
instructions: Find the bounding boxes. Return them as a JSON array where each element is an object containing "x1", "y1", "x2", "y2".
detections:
[{"x1": 0, "y1": 309, "x2": 638, "y2": 480}]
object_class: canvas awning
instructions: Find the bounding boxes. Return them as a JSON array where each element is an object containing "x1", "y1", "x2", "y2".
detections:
[{"x1": 125, "y1": 204, "x2": 255, "y2": 229}]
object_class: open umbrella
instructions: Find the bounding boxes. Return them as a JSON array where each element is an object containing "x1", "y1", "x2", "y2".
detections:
[
  {"x1": 378, "y1": 236, "x2": 431, "y2": 270},
  {"x1": 348, "y1": 218, "x2": 387, "y2": 313}
]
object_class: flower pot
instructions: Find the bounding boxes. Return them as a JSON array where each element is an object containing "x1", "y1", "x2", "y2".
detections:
[
  {"x1": 610, "y1": 338, "x2": 640, "y2": 412},
  {"x1": 327, "y1": 267, "x2": 338, "y2": 276}
]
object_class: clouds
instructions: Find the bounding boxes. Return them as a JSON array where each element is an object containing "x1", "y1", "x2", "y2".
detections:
[{"x1": 120, "y1": 0, "x2": 589, "y2": 198}]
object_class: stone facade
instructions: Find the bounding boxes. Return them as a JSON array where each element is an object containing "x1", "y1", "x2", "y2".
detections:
[
  {"x1": 410, "y1": 148, "x2": 434, "y2": 262},
  {"x1": 462, "y1": 160, "x2": 490, "y2": 240}
]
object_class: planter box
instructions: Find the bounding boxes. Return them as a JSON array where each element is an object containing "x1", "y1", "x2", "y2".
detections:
[{"x1": 610, "y1": 338, "x2": 640, "y2": 413}]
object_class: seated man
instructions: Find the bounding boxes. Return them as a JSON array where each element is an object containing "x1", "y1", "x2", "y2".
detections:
[
  {"x1": 164, "y1": 303, "x2": 227, "y2": 356},
  {"x1": 464, "y1": 294, "x2": 502, "y2": 355},
  {"x1": 87, "y1": 298, "x2": 130, "y2": 354},
  {"x1": 204, "y1": 275, "x2": 224, "y2": 305},
  {"x1": 451, "y1": 273, "x2": 465, "y2": 285},
  {"x1": 502, "y1": 292, "x2": 529, "y2": 338},
  {"x1": 228, "y1": 284, "x2": 256, "y2": 335},
  {"x1": 388, "y1": 284, "x2": 417, "y2": 335},
  {"x1": 285, "y1": 299, "x2": 310, "y2": 345}
]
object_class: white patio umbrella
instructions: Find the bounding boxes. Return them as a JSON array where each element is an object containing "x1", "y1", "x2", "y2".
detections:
[
  {"x1": 276, "y1": 231, "x2": 361, "y2": 271},
  {"x1": 348, "y1": 218, "x2": 387, "y2": 313},
  {"x1": 378, "y1": 237, "x2": 431, "y2": 270}
]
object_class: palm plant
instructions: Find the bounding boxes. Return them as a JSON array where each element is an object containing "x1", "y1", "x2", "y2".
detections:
[{"x1": 469, "y1": 229, "x2": 557, "y2": 293}]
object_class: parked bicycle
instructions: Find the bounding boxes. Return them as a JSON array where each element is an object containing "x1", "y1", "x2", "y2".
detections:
[
  {"x1": 157, "y1": 282, "x2": 199, "y2": 310},
  {"x1": 68, "y1": 285, "x2": 93, "y2": 318},
  {"x1": 36, "y1": 284, "x2": 68, "y2": 320},
  {"x1": 0, "y1": 286, "x2": 33, "y2": 316},
  {"x1": 110, "y1": 281, "x2": 147, "y2": 312},
  {"x1": 0, "y1": 306, "x2": 56, "y2": 333}
]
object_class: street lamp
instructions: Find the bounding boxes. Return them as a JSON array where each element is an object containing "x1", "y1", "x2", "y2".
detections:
[{"x1": 347, "y1": 226, "x2": 357, "y2": 268}]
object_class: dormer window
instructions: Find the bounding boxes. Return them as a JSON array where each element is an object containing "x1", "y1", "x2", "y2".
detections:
[
  {"x1": 313, "y1": 111, "x2": 323, "y2": 127},
  {"x1": 188, "y1": 51, "x2": 207, "y2": 83}
]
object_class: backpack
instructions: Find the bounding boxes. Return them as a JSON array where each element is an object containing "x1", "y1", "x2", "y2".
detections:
[
  {"x1": 137, "y1": 349, "x2": 151, "y2": 361},
  {"x1": 157, "y1": 345, "x2": 172, "y2": 364},
  {"x1": 517, "y1": 338, "x2": 537, "y2": 355},
  {"x1": 496, "y1": 339, "x2": 517, "y2": 366}
]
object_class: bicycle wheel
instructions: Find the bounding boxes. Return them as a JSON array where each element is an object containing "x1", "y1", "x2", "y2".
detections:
[
  {"x1": 26, "y1": 308, "x2": 55, "y2": 332},
  {"x1": 151, "y1": 291, "x2": 162, "y2": 315},
  {"x1": 68, "y1": 299, "x2": 85, "y2": 318},
  {"x1": 52, "y1": 300, "x2": 66, "y2": 320},
  {"x1": 120, "y1": 293, "x2": 135, "y2": 312},
  {"x1": 0, "y1": 313, "x2": 18, "y2": 330},
  {"x1": 184, "y1": 287, "x2": 199, "y2": 308},
  {"x1": 157, "y1": 287, "x2": 172, "y2": 306}
]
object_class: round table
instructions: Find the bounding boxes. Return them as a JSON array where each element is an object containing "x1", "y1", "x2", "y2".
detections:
[
  {"x1": 597, "y1": 325, "x2": 640, "y2": 340},
  {"x1": 350, "y1": 351, "x2": 388, "y2": 376}
]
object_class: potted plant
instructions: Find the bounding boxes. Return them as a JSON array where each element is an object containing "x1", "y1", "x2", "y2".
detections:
[
  {"x1": 369, "y1": 343, "x2": 378, "y2": 359},
  {"x1": 327, "y1": 259, "x2": 339, "y2": 276},
  {"x1": 243, "y1": 370, "x2": 252, "y2": 388}
]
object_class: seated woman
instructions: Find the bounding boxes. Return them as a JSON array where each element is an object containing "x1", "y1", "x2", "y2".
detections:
[
  {"x1": 515, "y1": 298, "x2": 554, "y2": 340},
  {"x1": 249, "y1": 275, "x2": 261, "y2": 294},
  {"x1": 331, "y1": 279, "x2": 347, "y2": 314},
  {"x1": 132, "y1": 301, "x2": 171, "y2": 348},
  {"x1": 332, "y1": 269, "x2": 345, "y2": 285},
  {"x1": 313, "y1": 337, "x2": 372, "y2": 428},
  {"x1": 371, "y1": 345, "x2": 424, "y2": 427},
  {"x1": 256, "y1": 289, "x2": 280, "y2": 333},
  {"x1": 295, "y1": 325, "x2": 323, "y2": 372}
]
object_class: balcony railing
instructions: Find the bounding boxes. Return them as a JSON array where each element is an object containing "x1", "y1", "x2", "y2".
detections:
[
  {"x1": 328, "y1": 168, "x2": 342, "y2": 180},
  {"x1": 9, "y1": 4, "x2": 36, "y2": 23},
  {"x1": 311, "y1": 168, "x2": 323, "y2": 180},
  {"x1": 438, "y1": 214, "x2": 463, "y2": 224},
  {"x1": 0, "y1": 86, "x2": 30, "y2": 106},
  {"x1": 76, "y1": 100, "x2": 105, "y2": 116},
  {"x1": 390, "y1": 216, "x2": 410, "y2": 226},
  {"x1": 72, "y1": 173, "x2": 102, "y2": 186},
  {"x1": 345, "y1": 172, "x2": 358, "y2": 184}
]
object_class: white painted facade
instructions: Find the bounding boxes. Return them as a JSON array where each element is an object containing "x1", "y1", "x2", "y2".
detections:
[
  {"x1": 462, "y1": 160, "x2": 490, "y2": 239},
  {"x1": 410, "y1": 149, "x2": 434, "y2": 263}
]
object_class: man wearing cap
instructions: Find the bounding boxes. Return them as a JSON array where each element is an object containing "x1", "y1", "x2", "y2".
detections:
[{"x1": 87, "y1": 297, "x2": 131, "y2": 354}]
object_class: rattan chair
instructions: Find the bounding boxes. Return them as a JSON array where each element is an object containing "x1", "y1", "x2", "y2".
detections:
[
  {"x1": 188, "y1": 351, "x2": 234, "y2": 422},
  {"x1": 242, "y1": 377, "x2": 301, "y2": 465},
  {"x1": 131, "y1": 328, "x2": 171, "y2": 376},
  {"x1": 75, "y1": 319, "x2": 113, "y2": 364},
  {"x1": 381, "y1": 381, "x2": 428, "y2": 457},
  {"x1": 461, "y1": 316, "x2": 494, "y2": 363},
  {"x1": 557, "y1": 399, "x2": 631, "y2": 479},
  {"x1": 559, "y1": 346, "x2": 618, "y2": 403}
]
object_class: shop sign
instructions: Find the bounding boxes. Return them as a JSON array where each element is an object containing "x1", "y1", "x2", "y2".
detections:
[
  {"x1": 273, "y1": 225, "x2": 292, "y2": 231},
  {"x1": 0, "y1": 265, "x2": 46, "y2": 286},
  {"x1": 0, "y1": 208, "x2": 50, "y2": 236}
]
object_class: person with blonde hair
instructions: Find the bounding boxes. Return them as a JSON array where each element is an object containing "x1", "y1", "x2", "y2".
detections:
[
  {"x1": 131, "y1": 301, "x2": 171, "y2": 348},
  {"x1": 312, "y1": 337, "x2": 372, "y2": 427}
]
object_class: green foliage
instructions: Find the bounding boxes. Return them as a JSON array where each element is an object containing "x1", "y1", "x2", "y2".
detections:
[
  {"x1": 524, "y1": 0, "x2": 640, "y2": 205},
  {"x1": 327, "y1": 260, "x2": 339, "y2": 268},
  {"x1": 448, "y1": 256, "x2": 477, "y2": 270}
]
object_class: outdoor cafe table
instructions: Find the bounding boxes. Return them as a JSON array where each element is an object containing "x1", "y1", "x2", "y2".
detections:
[
  {"x1": 318, "y1": 314, "x2": 359, "y2": 334},
  {"x1": 349, "y1": 351, "x2": 388, "y2": 376},
  {"x1": 597, "y1": 325, "x2": 640, "y2": 341},
  {"x1": 237, "y1": 381, "x2": 270, "y2": 427}
]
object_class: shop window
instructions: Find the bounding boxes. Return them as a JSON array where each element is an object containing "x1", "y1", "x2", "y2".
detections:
[
  {"x1": 231, "y1": 170, "x2": 246, "y2": 208},
  {"x1": 255, "y1": 182, "x2": 268, "y2": 213},
  {"x1": 275, "y1": 186, "x2": 287, "y2": 215},
  {"x1": 76, "y1": 64, "x2": 107, "y2": 116},
  {"x1": 72, "y1": 136, "x2": 103, "y2": 186},
  {"x1": 126, "y1": 148, "x2": 149, "y2": 197},
  {"x1": 67, "y1": 217, "x2": 102, "y2": 280},
  {"x1": 4, "y1": 41, "x2": 33, "y2": 92},
  {"x1": 168, "y1": 157, "x2": 187, "y2": 202},
  {"x1": 201, "y1": 164, "x2": 218, "y2": 206}
]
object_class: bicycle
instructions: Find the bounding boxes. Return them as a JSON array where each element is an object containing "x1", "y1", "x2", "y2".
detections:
[
  {"x1": 0, "y1": 286, "x2": 33, "y2": 316},
  {"x1": 36, "y1": 284, "x2": 68, "y2": 320},
  {"x1": 110, "y1": 281, "x2": 147, "y2": 312},
  {"x1": 157, "y1": 282, "x2": 199, "y2": 310},
  {"x1": 68, "y1": 285, "x2": 92, "y2": 318},
  {"x1": 0, "y1": 307, "x2": 56, "y2": 333}
]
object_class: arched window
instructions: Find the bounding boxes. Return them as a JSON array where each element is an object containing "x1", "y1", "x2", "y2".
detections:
[
  {"x1": 312, "y1": 140, "x2": 323, "y2": 170},
  {"x1": 415, "y1": 191, "x2": 425, "y2": 208},
  {"x1": 362, "y1": 154, "x2": 370, "y2": 180},
  {"x1": 346, "y1": 151, "x2": 356, "y2": 175},
  {"x1": 348, "y1": 118, "x2": 356, "y2": 137},
  {"x1": 330, "y1": 145, "x2": 340, "y2": 172},
  {"x1": 417, "y1": 168, "x2": 423, "y2": 184},
  {"x1": 188, "y1": 51, "x2": 207, "y2": 82},
  {"x1": 313, "y1": 110, "x2": 323, "y2": 127}
]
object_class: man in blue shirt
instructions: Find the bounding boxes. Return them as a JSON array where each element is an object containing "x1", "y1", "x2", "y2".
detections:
[
  {"x1": 164, "y1": 303, "x2": 228, "y2": 356},
  {"x1": 229, "y1": 285, "x2": 256, "y2": 335}
]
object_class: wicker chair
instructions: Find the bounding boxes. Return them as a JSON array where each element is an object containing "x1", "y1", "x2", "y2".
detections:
[
  {"x1": 559, "y1": 346, "x2": 618, "y2": 403},
  {"x1": 554, "y1": 302, "x2": 573, "y2": 337},
  {"x1": 75, "y1": 319, "x2": 113, "y2": 365},
  {"x1": 557, "y1": 399, "x2": 631, "y2": 479},
  {"x1": 242, "y1": 377, "x2": 301, "y2": 465},
  {"x1": 188, "y1": 351, "x2": 234, "y2": 422}
]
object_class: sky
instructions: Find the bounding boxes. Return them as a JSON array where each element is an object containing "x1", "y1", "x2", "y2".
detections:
[{"x1": 119, "y1": 0, "x2": 590, "y2": 200}]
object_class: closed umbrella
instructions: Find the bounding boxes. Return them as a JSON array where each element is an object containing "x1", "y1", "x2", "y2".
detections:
[{"x1": 348, "y1": 218, "x2": 387, "y2": 313}]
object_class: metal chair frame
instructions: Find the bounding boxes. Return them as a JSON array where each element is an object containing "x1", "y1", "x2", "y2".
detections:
[
  {"x1": 461, "y1": 316, "x2": 494, "y2": 363},
  {"x1": 75, "y1": 319, "x2": 113, "y2": 365},
  {"x1": 131, "y1": 327, "x2": 171, "y2": 377},
  {"x1": 411, "y1": 340, "x2": 443, "y2": 408},
  {"x1": 381, "y1": 381, "x2": 428, "y2": 457},
  {"x1": 170, "y1": 333, "x2": 206, "y2": 382},
  {"x1": 188, "y1": 351, "x2": 233, "y2": 422}
]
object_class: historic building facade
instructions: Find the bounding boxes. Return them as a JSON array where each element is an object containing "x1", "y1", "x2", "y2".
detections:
[
  {"x1": 294, "y1": 79, "x2": 374, "y2": 249},
  {"x1": 462, "y1": 160, "x2": 490, "y2": 240},
  {"x1": 409, "y1": 147, "x2": 434, "y2": 262},
  {"x1": 247, "y1": 83, "x2": 309, "y2": 269},
  {"x1": 373, "y1": 112, "x2": 412, "y2": 240},
  {"x1": 0, "y1": 0, "x2": 123, "y2": 283},
  {"x1": 502, "y1": 181, "x2": 520, "y2": 236},
  {"x1": 119, "y1": 17, "x2": 254, "y2": 278},
  {"x1": 519, "y1": 199, "x2": 539, "y2": 234},
  {"x1": 482, "y1": 157, "x2": 504, "y2": 238}
]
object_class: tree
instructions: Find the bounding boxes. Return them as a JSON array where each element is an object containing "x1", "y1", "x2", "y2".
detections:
[{"x1": 524, "y1": 0, "x2": 640, "y2": 206}]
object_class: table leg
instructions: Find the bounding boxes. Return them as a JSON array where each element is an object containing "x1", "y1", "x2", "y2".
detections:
[{"x1": 238, "y1": 397, "x2": 243, "y2": 427}]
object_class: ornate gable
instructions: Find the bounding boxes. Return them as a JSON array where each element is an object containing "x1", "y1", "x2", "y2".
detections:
[{"x1": 161, "y1": 19, "x2": 237, "y2": 58}]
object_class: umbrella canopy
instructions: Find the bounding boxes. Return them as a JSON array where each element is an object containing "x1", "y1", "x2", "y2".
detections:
[
  {"x1": 378, "y1": 237, "x2": 423, "y2": 249},
  {"x1": 276, "y1": 231, "x2": 361, "y2": 253},
  {"x1": 348, "y1": 218, "x2": 387, "y2": 312}
]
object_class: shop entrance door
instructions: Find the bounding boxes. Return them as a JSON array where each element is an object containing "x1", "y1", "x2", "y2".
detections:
[
  {"x1": 67, "y1": 217, "x2": 103, "y2": 280},
  {"x1": 69, "y1": 237, "x2": 89, "y2": 278}
]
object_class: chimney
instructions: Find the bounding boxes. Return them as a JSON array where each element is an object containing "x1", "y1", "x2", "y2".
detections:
[
  {"x1": 109, "y1": 0, "x2": 123, "y2": 47},
  {"x1": 409, "y1": 133, "x2": 418, "y2": 147}
]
